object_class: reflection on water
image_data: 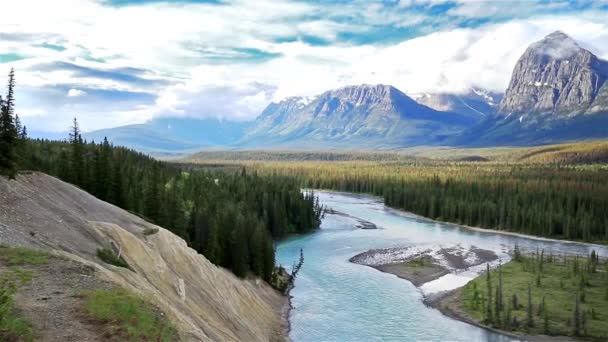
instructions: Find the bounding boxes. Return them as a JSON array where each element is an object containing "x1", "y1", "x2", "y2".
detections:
[{"x1": 277, "y1": 191, "x2": 608, "y2": 342}]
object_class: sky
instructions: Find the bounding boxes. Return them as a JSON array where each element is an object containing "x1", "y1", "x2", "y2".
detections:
[{"x1": 1, "y1": 0, "x2": 607, "y2": 133}]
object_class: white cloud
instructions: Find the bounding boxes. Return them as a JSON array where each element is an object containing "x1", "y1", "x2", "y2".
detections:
[
  {"x1": 149, "y1": 14, "x2": 608, "y2": 123},
  {"x1": 67, "y1": 88, "x2": 86, "y2": 97},
  {"x1": 1, "y1": 0, "x2": 607, "y2": 132}
]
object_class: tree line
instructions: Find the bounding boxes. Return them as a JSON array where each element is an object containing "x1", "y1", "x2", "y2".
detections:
[
  {"x1": 0, "y1": 71, "x2": 324, "y2": 282},
  {"x1": 246, "y1": 161, "x2": 608, "y2": 243}
]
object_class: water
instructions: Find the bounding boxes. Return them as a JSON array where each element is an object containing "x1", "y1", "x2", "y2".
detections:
[{"x1": 276, "y1": 191, "x2": 608, "y2": 342}]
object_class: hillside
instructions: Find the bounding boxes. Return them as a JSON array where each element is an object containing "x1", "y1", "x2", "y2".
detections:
[{"x1": 0, "y1": 172, "x2": 287, "y2": 341}]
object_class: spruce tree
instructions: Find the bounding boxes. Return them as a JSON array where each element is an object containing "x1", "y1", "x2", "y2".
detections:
[
  {"x1": 486, "y1": 263, "x2": 493, "y2": 324},
  {"x1": 527, "y1": 284, "x2": 533, "y2": 328},
  {"x1": 14, "y1": 114, "x2": 22, "y2": 140},
  {"x1": 69, "y1": 118, "x2": 85, "y2": 186},
  {"x1": 0, "y1": 69, "x2": 18, "y2": 178},
  {"x1": 543, "y1": 297, "x2": 549, "y2": 334},
  {"x1": 573, "y1": 293, "x2": 581, "y2": 336}
]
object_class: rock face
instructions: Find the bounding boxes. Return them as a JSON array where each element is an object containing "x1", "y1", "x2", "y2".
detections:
[
  {"x1": 457, "y1": 31, "x2": 608, "y2": 146},
  {"x1": 243, "y1": 84, "x2": 477, "y2": 148},
  {"x1": 498, "y1": 31, "x2": 608, "y2": 116}
]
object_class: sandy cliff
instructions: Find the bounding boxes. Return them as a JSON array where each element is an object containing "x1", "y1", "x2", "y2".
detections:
[{"x1": 0, "y1": 172, "x2": 287, "y2": 341}]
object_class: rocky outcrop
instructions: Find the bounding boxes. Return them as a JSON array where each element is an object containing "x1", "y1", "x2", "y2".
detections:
[
  {"x1": 0, "y1": 172, "x2": 287, "y2": 342},
  {"x1": 498, "y1": 31, "x2": 608, "y2": 116}
]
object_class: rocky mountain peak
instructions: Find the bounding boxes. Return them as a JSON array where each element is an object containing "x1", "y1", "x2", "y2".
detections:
[
  {"x1": 322, "y1": 84, "x2": 396, "y2": 102},
  {"x1": 497, "y1": 31, "x2": 608, "y2": 116}
]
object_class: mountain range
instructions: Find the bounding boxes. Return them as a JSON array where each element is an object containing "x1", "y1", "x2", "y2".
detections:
[{"x1": 85, "y1": 31, "x2": 608, "y2": 152}]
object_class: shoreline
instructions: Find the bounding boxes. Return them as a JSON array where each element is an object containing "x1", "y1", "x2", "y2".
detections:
[
  {"x1": 281, "y1": 291, "x2": 294, "y2": 341},
  {"x1": 317, "y1": 189, "x2": 607, "y2": 249},
  {"x1": 427, "y1": 289, "x2": 576, "y2": 342}
]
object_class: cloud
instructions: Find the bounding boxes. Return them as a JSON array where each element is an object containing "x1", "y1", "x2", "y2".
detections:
[
  {"x1": 149, "y1": 13, "x2": 608, "y2": 121},
  {"x1": 67, "y1": 88, "x2": 86, "y2": 97},
  {"x1": 0, "y1": 0, "x2": 606, "y2": 132}
]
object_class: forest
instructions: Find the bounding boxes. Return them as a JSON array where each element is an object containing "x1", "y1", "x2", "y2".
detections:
[
  {"x1": 0, "y1": 70, "x2": 324, "y2": 282},
  {"x1": 194, "y1": 158, "x2": 608, "y2": 244}
]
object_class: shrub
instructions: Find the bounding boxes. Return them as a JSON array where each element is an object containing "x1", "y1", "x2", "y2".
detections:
[{"x1": 96, "y1": 248, "x2": 129, "y2": 269}]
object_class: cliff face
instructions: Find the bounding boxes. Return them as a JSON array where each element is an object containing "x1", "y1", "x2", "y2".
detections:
[
  {"x1": 0, "y1": 172, "x2": 286, "y2": 342},
  {"x1": 498, "y1": 31, "x2": 608, "y2": 116}
]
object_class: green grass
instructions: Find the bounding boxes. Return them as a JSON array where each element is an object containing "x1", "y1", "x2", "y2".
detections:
[
  {"x1": 96, "y1": 248, "x2": 130, "y2": 269},
  {"x1": 83, "y1": 289, "x2": 178, "y2": 341},
  {"x1": 0, "y1": 246, "x2": 49, "y2": 266},
  {"x1": 0, "y1": 246, "x2": 44, "y2": 341},
  {"x1": 0, "y1": 286, "x2": 34, "y2": 342},
  {"x1": 462, "y1": 253, "x2": 608, "y2": 340}
]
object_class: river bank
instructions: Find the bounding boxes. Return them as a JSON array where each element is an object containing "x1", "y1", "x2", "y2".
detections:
[{"x1": 277, "y1": 190, "x2": 608, "y2": 341}]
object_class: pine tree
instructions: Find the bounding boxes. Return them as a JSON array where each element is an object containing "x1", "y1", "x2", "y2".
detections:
[
  {"x1": 14, "y1": 114, "x2": 22, "y2": 140},
  {"x1": 0, "y1": 69, "x2": 18, "y2": 178},
  {"x1": 573, "y1": 293, "x2": 581, "y2": 336},
  {"x1": 20, "y1": 125, "x2": 26, "y2": 140},
  {"x1": 543, "y1": 298, "x2": 549, "y2": 334},
  {"x1": 69, "y1": 118, "x2": 85, "y2": 186},
  {"x1": 527, "y1": 284, "x2": 534, "y2": 328},
  {"x1": 486, "y1": 263, "x2": 493, "y2": 324},
  {"x1": 494, "y1": 261, "x2": 504, "y2": 325}
]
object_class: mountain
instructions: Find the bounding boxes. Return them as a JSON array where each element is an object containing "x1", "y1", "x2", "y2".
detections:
[
  {"x1": 85, "y1": 117, "x2": 251, "y2": 153},
  {"x1": 498, "y1": 31, "x2": 608, "y2": 116},
  {"x1": 242, "y1": 84, "x2": 478, "y2": 148},
  {"x1": 413, "y1": 88, "x2": 502, "y2": 119},
  {"x1": 460, "y1": 31, "x2": 608, "y2": 146}
]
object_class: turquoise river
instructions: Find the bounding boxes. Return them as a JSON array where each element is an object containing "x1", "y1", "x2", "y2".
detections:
[{"x1": 276, "y1": 191, "x2": 608, "y2": 342}]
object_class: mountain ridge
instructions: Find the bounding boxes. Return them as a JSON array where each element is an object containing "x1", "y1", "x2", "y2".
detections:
[
  {"x1": 81, "y1": 31, "x2": 608, "y2": 152},
  {"x1": 241, "y1": 84, "x2": 477, "y2": 148}
]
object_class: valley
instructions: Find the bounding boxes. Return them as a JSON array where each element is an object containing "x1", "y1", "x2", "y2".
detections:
[{"x1": 2, "y1": 5, "x2": 608, "y2": 341}]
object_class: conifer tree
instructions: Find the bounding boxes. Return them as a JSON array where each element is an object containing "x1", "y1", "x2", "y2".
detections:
[
  {"x1": 543, "y1": 297, "x2": 549, "y2": 334},
  {"x1": 527, "y1": 284, "x2": 534, "y2": 328},
  {"x1": 486, "y1": 263, "x2": 493, "y2": 324},
  {"x1": 69, "y1": 118, "x2": 85, "y2": 186},
  {"x1": 573, "y1": 293, "x2": 581, "y2": 336},
  {"x1": 20, "y1": 125, "x2": 26, "y2": 140},
  {"x1": 0, "y1": 69, "x2": 18, "y2": 178}
]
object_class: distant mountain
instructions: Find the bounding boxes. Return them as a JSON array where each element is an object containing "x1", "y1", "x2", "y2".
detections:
[
  {"x1": 413, "y1": 88, "x2": 502, "y2": 119},
  {"x1": 460, "y1": 31, "x2": 608, "y2": 146},
  {"x1": 241, "y1": 84, "x2": 478, "y2": 148},
  {"x1": 86, "y1": 32, "x2": 608, "y2": 151},
  {"x1": 85, "y1": 117, "x2": 251, "y2": 153}
]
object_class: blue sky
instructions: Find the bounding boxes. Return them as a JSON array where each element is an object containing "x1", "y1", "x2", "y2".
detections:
[{"x1": 1, "y1": 0, "x2": 607, "y2": 132}]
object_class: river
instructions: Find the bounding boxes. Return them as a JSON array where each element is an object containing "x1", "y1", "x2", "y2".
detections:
[{"x1": 276, "y1": 191, "x2": 608, "y2": 342}]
